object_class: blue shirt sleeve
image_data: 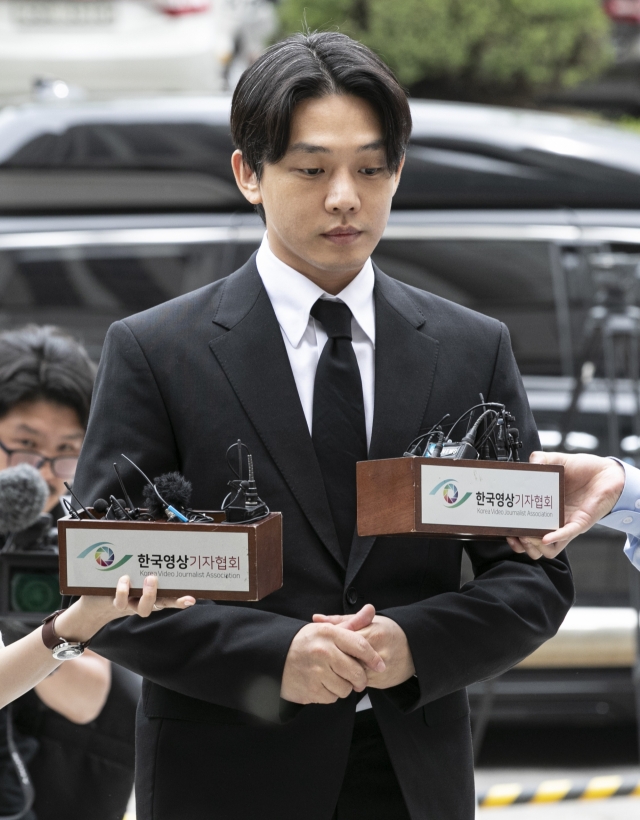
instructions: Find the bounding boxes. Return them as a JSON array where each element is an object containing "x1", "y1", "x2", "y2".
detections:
[{"x1": 599, "y1": 458, "x2": 640, "y2": 571}]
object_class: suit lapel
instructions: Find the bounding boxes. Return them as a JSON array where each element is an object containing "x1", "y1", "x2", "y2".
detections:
[
  {"x1": 208, "y1": 257, "x2": 344, "y2": 569},
  {"x1": 346, "y1": 268, "x2": 440, "y2": 586}
]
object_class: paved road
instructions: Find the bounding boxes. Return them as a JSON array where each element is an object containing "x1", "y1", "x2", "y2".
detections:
[
  {"x1": 478, "y1": 796, "x2": 639, "y2": 818},
  {"x1": 126, "y1": 786, "x2": 640, "y2": 819},
  {"x1": 126, "y1": 771, "x2": 640, "y2": 820},
  {"x1": 475, "y1": 723, "x2": 640, "y2": 819}
]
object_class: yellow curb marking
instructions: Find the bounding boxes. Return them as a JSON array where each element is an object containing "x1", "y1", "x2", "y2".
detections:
[
  {"x1": 582, "y1": 775, "x2": 623, "y2": 800},
  {"x1": 482, "y1": 783, "x2": 522, "y2": 806},
  {"x1": 532, "y1": 779, "x2": 573, "y2": 803},
  {"x1": 478, "y1": 776, "x2": 640, "y2": 807}
]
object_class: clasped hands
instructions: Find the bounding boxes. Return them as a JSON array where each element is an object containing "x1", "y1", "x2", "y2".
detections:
[{"x1": 280, "y1": 605, "x2": 415, "y2": 705}]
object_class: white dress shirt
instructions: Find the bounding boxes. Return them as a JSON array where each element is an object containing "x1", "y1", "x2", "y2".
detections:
[
  {"x1": 256, "y1": 234, "x2": 375, "y2": 711},
  {"x1": 600, "y1": 459, "x2": 640, "y2": 570},
  {"x1": 256, "y1": 234, "x2": 376, "y2": 447}
]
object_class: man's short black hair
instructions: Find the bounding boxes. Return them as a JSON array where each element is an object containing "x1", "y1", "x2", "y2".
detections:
[
  {"x1": 231, "y1": 31, "x2": 412, "y2": 217},
  {"x1": 0, "y1": 325, "x2": 96, "y2": 428}
]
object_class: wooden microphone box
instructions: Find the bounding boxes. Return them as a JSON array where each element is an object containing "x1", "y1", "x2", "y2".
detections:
[
  {"x1": 357, "y1": 458, "x2": 564, "y2": 539},
  {"x1": 58, "y1": 511, "x2": 282, "y2": 601}
]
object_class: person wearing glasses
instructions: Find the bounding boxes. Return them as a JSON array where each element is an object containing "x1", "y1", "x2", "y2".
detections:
[
  {"x1": 0, "y1": 324, "x2": 164, "y2": 820},
  {"x1": 0, "y1": 326, "x2": 89, "y2": 518}
]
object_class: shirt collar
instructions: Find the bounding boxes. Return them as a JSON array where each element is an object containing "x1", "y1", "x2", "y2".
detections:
[{"x1": 256, "y1": 234, "x2": 376, "y2": 348}]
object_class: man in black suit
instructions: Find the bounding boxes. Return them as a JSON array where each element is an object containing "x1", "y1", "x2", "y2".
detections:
[{"x1": 73, "y1": 31, "x2": 574, "y2": 820}]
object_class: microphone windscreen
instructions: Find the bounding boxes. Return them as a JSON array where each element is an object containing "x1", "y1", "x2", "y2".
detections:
[
  {"x1": 143, "y1": 472, "x2": 192, "y2": 519},
  {"x1": 0, "y1": 464, "x2": 48, "y2": 534},
  {"x1": 93, "y1": 498, "x2": 109, "y2": 514}
]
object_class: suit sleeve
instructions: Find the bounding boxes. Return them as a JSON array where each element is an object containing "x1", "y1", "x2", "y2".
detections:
[
  {"x1": 73, "y1": 321, "x2": 306, "y2": 722},
  {"x1": 378, "y1": 323, "x2": 575, "y2": 711}
]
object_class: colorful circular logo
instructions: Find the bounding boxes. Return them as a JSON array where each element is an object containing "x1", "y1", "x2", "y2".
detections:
[
  {"x1": 95, "y1": 545, "x2": 115, "y2": 567},
  {"x1": 442, "y1": 482, "x2": 459, "y2": 505}
]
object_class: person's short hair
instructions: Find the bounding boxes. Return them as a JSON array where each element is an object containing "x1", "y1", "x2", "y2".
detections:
[
  {"x1": 231, "y1": 31, "x2": 412, "y2": 219},
  {"x1": 0, "y1": 325, "x2": 96, "y2": 428}
]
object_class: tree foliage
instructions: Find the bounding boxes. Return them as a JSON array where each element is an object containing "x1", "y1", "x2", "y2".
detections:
[{"x1": 277, "y1": 0, "x2": 612, "y2": 98}]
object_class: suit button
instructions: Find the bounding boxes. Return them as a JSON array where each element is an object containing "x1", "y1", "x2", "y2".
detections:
[{"x1": 346, "y1": 587, "x2": 358, "y2": 605}]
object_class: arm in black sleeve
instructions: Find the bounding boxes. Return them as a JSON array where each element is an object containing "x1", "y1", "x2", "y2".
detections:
[
  {"x1": 73, "y1": 321, "x2": 306, "y2": 720},
  {"x1": 378, "y1": 323, "x2": 575, "y2": 711},
  {"x1": 91, "y1": 604, "x2": 305, "y2": 721}
]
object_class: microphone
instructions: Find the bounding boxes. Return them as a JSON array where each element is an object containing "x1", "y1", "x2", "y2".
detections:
[
  {"x1": 121, "y1": 455, "x2": 189, "y2": 522},
  {"x1": 113, "y1": 462, "x2": 137, "y2": 516},
  {"x1": 63, "y1": 481, "x2": 97, "y2": 520},
  {"x1": 222, "y1": 441, "x2": 269, "y2": 522},
  {"x1": 93, "y1": 498, "x2": 109, "y2": 516},
  {"x1": 0, "y1": 464, "x2": 48, "y2": 535},
  {"x1": 143, "y1": 472, "x2": 192, "y2": 520},
  {"x1": 94, "y1": 496, "x2": 133, "y2": 520},
  {"x1": 452, "y1": 409, "x2": 494, "y2": 460},
  {"x1": 109, "y1": 496, "x2": 133, "y2": 520},
  {"x1": 403, "y1": 399, "x2": 523, "y2": 462}
]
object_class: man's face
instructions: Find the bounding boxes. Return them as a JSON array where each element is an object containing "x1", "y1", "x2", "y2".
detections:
[
  {"x1": 0, "y1": 400, "x2": 85, "y2": 513},
  {"x1": 232, "y1": 94, "x2": 404, "y2": 293}
]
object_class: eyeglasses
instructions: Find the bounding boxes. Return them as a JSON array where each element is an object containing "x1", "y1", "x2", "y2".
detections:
[{"x1": 0, "y1": 440, "x2": 79, "y2": 480}]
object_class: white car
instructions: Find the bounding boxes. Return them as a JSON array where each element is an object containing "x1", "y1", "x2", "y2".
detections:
[{"x1": 0, "y1": 0, "x2": 273, "y2": 99}]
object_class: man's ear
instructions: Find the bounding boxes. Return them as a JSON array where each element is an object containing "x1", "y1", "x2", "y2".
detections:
[
  {"x1": 231, "y1": 150, "x2": 263, "y2": 206},
  {"x1": 391, "y1": 153, "x2": 406, "y2": 196}
]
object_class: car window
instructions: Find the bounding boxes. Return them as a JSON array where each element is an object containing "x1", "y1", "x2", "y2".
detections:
[
  {"x1": 0, "y1": 238, "x2": 260, "y2": 359},
  {"x1": 2, "y1": 221, "x2": 639, "y2": 380},
  {"x1": 395, "y1": 141, "x2": 640, "y2": 210},
  {"x1": 373, "y1": 238, "x2": 561, "y2": 375},
  {"x1": 5, "y1": 117, "x2": 640, "y2": 213},
  {"x1": 0, "y1": 123, "x2": 247, "y2": 213},
  {"x1": 1, "y1": 227, "x2": 563, "y2": 371}
]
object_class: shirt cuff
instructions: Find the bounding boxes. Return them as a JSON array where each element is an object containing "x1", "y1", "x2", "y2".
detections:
[{"x1": 599, "y1": 458, "x2": 640, "y2": 570}]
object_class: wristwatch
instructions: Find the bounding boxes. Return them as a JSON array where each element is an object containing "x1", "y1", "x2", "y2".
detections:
[{"x1": 41, "y1": 610, "x2": 91, "y2": 660}]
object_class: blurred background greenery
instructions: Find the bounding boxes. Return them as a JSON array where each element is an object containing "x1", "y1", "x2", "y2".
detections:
[{"x1": 278, "y1": 0, "x2": 613, "y2": 106}]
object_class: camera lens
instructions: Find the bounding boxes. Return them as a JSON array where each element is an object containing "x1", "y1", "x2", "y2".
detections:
[{"x1": 11, "y1": 571, "x2": 61, "y2": 613}]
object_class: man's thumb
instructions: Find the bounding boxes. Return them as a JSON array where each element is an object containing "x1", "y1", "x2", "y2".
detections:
[
  {"x1": 312, "y1": 604, "x2": 376, "y2": 631},
  {"x1": 343, "y1": 603, "x2": 375, "y2": 632},
  {"x1": 529, "y1": 450, "x2": 548, "y2": 465}
]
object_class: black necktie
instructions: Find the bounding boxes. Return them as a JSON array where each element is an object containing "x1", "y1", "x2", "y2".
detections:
[{"x1": 311, "y1": 299, "x2": 368, "y2": 560}]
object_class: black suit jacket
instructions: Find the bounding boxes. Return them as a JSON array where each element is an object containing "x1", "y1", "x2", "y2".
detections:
[{"x1": 74, "y1": 256, "x2": 574, "y2": 820}]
